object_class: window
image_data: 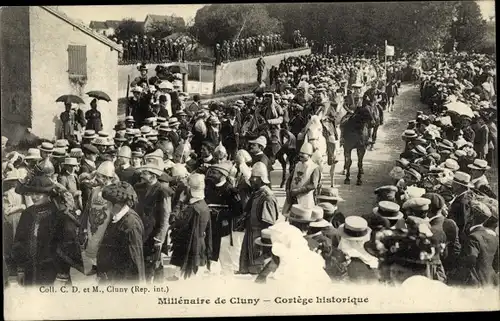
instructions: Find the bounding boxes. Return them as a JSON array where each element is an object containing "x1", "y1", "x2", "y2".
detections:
[{"x1": 68, "y1": 45, "x2": 87, "y2": 77}]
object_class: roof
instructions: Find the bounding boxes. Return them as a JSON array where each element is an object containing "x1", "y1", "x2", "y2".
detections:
[
  {"x1": 144, "y1": 14, "x2": 185, "y2": 27},
  {"x1": 105, "y1": 20, "x2": 122, "y2": 29},
  {"x1": 40, "y1": 6, "x2": 123, "y2": 53}
]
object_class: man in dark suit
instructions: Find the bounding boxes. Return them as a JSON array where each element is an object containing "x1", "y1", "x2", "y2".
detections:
[
  {"x1": 454, "y1": 200, "x2": 498, "y2": 287},
  {"x1": 448, "y1": 172, "x2": 475, "y2": 243},
  {"x1": 79, "y1": 144, "x2": 99, "y2": 175},
  {"x1": 220, "y1": 107, "x2": 241, "y2": 161},
  {"x1": 248, "y1": 136, "x2": 272, "y2": 173}
]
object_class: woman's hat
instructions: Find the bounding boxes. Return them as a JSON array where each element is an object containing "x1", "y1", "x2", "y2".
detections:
[
  {"x1": 468, "y1": 158, "x2": 490, "y2": 171},
  {"x1": 338, "y1": 216, "x2": 371, "y2": 240},
  {"x1": 25, "y1": 148, "x2": 42, "y2": 160},
  {"x1": 63, "y1": 157, "x2": 79, "y2": 166},
  {"x1": 17, "y1": 175, "x2": 55, "y2": 195},
  {"x1": 102, "y1": 181, "x2": 138, "y2": 208},
  {"x1": 39, "y1": 142, "x2": 54, "y2": 153},
  {"x1": 452, "y1": 171, "x2": 473, "y2": 187},
  {"x1": 284, "y1": 204, "x2": 314, "y2": 222},
  {"x1": 317, "y1": 187, "x2": 344, "y2": 202},
  {"x1": 373, "y1": 201, "x2": 403, "y2": 220},
  {"x1": 254, "y1": 229, "x2": 273, "y2": 247}
]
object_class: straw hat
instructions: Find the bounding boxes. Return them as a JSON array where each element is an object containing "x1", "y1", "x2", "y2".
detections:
[
  {"x1": 284, "y1": 204, "x2": 314, "y2": 222},
  {"x1": 69, "y1": 148, "x2": 84, "y2": 159},
  {"x1": 338, "y1": 216, "x2": 371, "y2": 240},
  {"x1": 468, "y1": 158, "x2": 490, "y2": 171},
  {"x1": 63, "y1": 157, "x2": 79, "y2": 166},
  {"x1": 3, "y1": 168, "x2": 20, "y2": 182},
  {"x1": 51, "y1": 148, "x2": 67, "y2": 158},
  {"x1": 168, "y1": 117, "x2": 180, "y2": 127},
  {"x1": 39, "y1": 142, "x2": 54, "y2": 153},
  {"x1": 25, "y1": 148, "x2": 42, "y2": 160},
  {"x1": 317, "y1": 187, "x2": 344, "y2": 202},
  {"x1": 452, "y1": 171, "x2": 473, "y2": 188},
  {"x1": 373, "y1": 201, "x2": 403, "y2": 220},
  {"x1": 254, "y1": 229, "x2": 273, "y2": 247}
]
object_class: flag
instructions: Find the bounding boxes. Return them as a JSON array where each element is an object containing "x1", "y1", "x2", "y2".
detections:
[{"x1": 385, "y1": 45, "x2": 395, "y2": 56}]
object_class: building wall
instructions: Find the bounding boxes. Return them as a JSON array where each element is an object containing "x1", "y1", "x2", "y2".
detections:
[
  {"x1": 214, "y1": 48, "x2": 311, "y2": 93},
  {"x1": 29, "y1": 7, "x2": 119, "y2": 140},
  {"x1": 0, "y1": 6, "x2": 32, "y2": 141}
]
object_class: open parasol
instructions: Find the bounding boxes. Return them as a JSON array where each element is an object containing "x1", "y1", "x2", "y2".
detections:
[
  {"x1": 86, "y1": 91, "x2": 111, "y2": 102},
  {"x1": 56, "y1": 95, "x2": 85, "y2": 105},
  {"x1": 167, "y1": 64, "x2": 188, "y2": 74},
  {"x1": 444, "y1": 100, "x2": 474, "y2": 118}
]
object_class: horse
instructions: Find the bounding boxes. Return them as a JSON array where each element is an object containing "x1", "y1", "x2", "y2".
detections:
[
  {"x1": 339, "y1": 104, "x2": 375, "y2": 185},
  {"x1": 276, "y1": 129, "x2": 299, "y2": 188}
]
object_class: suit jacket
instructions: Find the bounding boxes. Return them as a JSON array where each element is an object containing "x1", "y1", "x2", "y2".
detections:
[
  {"x1": 448, "y1": 191, "x2": 473, "y2": 243},
  {"x1": 220, "y1": 119, "x2": 240, "y2": 149},
  {"x1": 459, "y1": 226, "x2": 498, "y2": 287},
  {"x1": 429, "y1": 215, "x2": 461, "y2": 272}
]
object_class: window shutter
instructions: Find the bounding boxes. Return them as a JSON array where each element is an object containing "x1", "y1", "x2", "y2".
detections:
[{"x1": 68, "y1": 45, "x2": 87, "y2": 76}]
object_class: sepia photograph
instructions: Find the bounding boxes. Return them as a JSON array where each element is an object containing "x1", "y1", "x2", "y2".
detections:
[{"x1": 1, "y1": 2, "x2": 498, "y2": 319}]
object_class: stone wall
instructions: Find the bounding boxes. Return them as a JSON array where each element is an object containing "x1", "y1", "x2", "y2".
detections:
[{"x1": 214, "y1": 48, "x2": 311, "y2": 93}]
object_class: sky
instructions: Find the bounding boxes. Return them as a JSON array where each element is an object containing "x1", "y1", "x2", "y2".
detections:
[
  {"x1": 58, "y1": 5, "x2": 205, "y2": 25},
  {"x1": 58, "y1": 2, "x2": 495, "y2": 26}
]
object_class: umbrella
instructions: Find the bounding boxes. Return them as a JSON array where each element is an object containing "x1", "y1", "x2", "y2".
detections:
[
  {"x1": 86, "y1": 91, "x2": 111, "y2": 102},
  {"x1": 56, "y1": 95, "x2": 85, "y2": 105},
  {"x1": 167, "y1": 64, "x2": 188, "y2": 74},
  {"x1": 444, "y1": 101, "x2": 474, "y2": 118}
]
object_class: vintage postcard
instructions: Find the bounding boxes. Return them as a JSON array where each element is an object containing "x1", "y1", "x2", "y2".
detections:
[{"x1": 1, "y1": 2, "x2": 498, "y2": 319}]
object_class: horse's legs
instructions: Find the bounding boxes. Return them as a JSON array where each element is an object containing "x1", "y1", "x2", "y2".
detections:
[
  {"x1": 328, "y1": 142, "x2": 337, "y2": 187},
  {"x1": 344, "y1": 147, "x2": 352, "y2": 184},
  {"x1": 370, "y1": 125, "x2": 379, "y2": 150},
  {"x1": 276, "y1": 148, "x2": 287, "y2": 188},
  {"x1": 356, "y1": 146, "x2": 367, "y2": 185}
]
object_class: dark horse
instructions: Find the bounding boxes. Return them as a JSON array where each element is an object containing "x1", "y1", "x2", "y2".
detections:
[{"x1": 339, "y1": 104, "x2": 375, "y2": 185}]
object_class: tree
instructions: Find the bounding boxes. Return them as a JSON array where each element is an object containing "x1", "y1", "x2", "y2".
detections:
[
  {"x1": 114, "y1": 18, "x2": 144, "y2": 41},
  {"x1": 453, "y1": 1, "x2": 487, "y2": 52},
  {"x1": 191, "y1": 4, "x2": 282, "y2": 46}
]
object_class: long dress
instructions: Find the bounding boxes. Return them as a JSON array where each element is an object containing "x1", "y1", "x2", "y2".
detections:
[
  {"x1": 239, "y1": 186, "x2": 280, "y2": 274},
  {"x1": 97, "y1": 210, "x2": 146, "y2": 283}
]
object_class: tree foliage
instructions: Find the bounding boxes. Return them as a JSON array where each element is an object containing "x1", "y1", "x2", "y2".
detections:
[
  {"x1": 453, "y1": 1, "x2": 487, "y2": 52},
  {"x1": 190, "y1": 4, "x2": 282, "y2": 46},
  {"x1": 114, "y1": 18, "x2": 144, "y2": 41}
]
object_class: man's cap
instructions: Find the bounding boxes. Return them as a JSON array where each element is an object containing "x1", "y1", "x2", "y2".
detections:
[{"x1": 402, "y1": 197, "x2": 432, "y2": 212}]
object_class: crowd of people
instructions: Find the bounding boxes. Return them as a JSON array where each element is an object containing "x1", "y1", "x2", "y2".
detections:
[
  {"x1": 118, "y1": 35, "x2": 188, "y2": 64},
  {"x1": 2, "y1": 49, "x2": 498, "y2": 288}
]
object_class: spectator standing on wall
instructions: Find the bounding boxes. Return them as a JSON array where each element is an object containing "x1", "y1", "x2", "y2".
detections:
[{"x1": 257, "y1": 57, "x2": 266, "y2": 84}]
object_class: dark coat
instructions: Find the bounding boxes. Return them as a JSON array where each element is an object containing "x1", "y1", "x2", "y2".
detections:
[
  {"x1": 448, "y1": 191, "x2": 473, "y2": 243},
  {"x1": 96, "y1": 210, "x2": 146, "y2": 282},
  {"x1": 457, "y1": 226, "x2": 499, "y2": 287},
  {"x1": 85, "y1": 109, "x2": 102, "y2": 132},
  {"x1": 430, "y1": 215, "x2": 461, "y2": 273},
  {"x1": 220, "y1": 119, "x2": 240, "y2": 152}
]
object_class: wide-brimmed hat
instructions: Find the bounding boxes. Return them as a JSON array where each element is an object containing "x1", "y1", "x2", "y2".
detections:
[
  {"x1": 317, "y1": 187, "x2": 344, "y2": 202},
  {"x1": 82, "y1": 130, "x2": 98, "y2": 139},
  {"x1": 25, "y1": 148, "x2": 42, "y2": 160},
  {"x1": 254, "y1": 228, "x2": 273, "y2": 247},
  {"x1": 3, "y1": 168, "x2": 20, "y2": 182},
  {"x1": 63, "y1": 157, "x2": 79, "y2": 166},
  {"x1": 102, "y1": 181, "x2": 138, "y2": 208},
  {"x1": 284, "y1": 204, "x2": 314, "y2": 222},
  {"x1": 373, "y1": 201, "x2": 403, "y2": 220},
  {"x1": 401, "y1": 130, "x2": 418, "y2": 140},
  {"x1": 92, "y1": 137, "x2": 113, "y2": 146},
  {"x1": 338, "y1": 216, "x2": 371, "y2": 240},
  {"x1": 51, "y1": 148, "x2": 67, "y2": 158},
  {"x1": 168, "y1": 117, "x2": 180, "y2": 127},
  {"x1": 39, "y1": 142, "x2": 54, "y2": 153},
  {"x1": 440, "y1": 158, "x2": 460, "y2": 171},
  {"x1": 54, "y1": 139, "x2": 69, "y2": 149},
  {"x1": 437, "y1": 139, "x2": 454, "y2": 151},
  {"x1": 114, "y1": 133, "x2": 128, "y2": 142},
  {"x1": 16, "y1": 175, "x2": 55, "y2": 195},
  {"x1": 250, "y1": 161, "x2": 270, "y2": 184},
  {"x1": 69, "y1": 148, "x2": 84, "y2": 158},
  {"x1": 468, "y1": 158, "x2": 490, "y2": 171},
  {"x1": 452, "y1": 171, "x2": 473, "y2": 187},
  {"x1": 140, "y1": 160, "x2": 164, "y2": 176}
]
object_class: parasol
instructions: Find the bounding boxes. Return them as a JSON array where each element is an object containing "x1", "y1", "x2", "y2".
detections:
[
  {"x1": 56, "y1": 95, "x2": 85, "y2": 105},
  {"x1": 167, "y1": 64, "x2": 188, "y2": 74},
  {"x1": 444, "y1": 101, "x2": 474, "y2": 118},
  {"x1": 86, "y1": 91, "x2": 111, "y2": 102}
]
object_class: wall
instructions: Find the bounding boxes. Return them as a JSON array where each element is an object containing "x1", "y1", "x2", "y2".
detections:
[
  {"x1": 29, "y1": 7, "x2": 119, "y2": 140},
  {"x1": 214, "y1": 48, "x2": 311, "y2": 93},
  {"x1": 0, "y1": 6, "x2": 32, "y2": 142}
]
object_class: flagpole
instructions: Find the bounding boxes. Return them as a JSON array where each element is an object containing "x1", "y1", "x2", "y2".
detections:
[{"x1": 384, "y1": 40, "x2": 387, "y2": 82}]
